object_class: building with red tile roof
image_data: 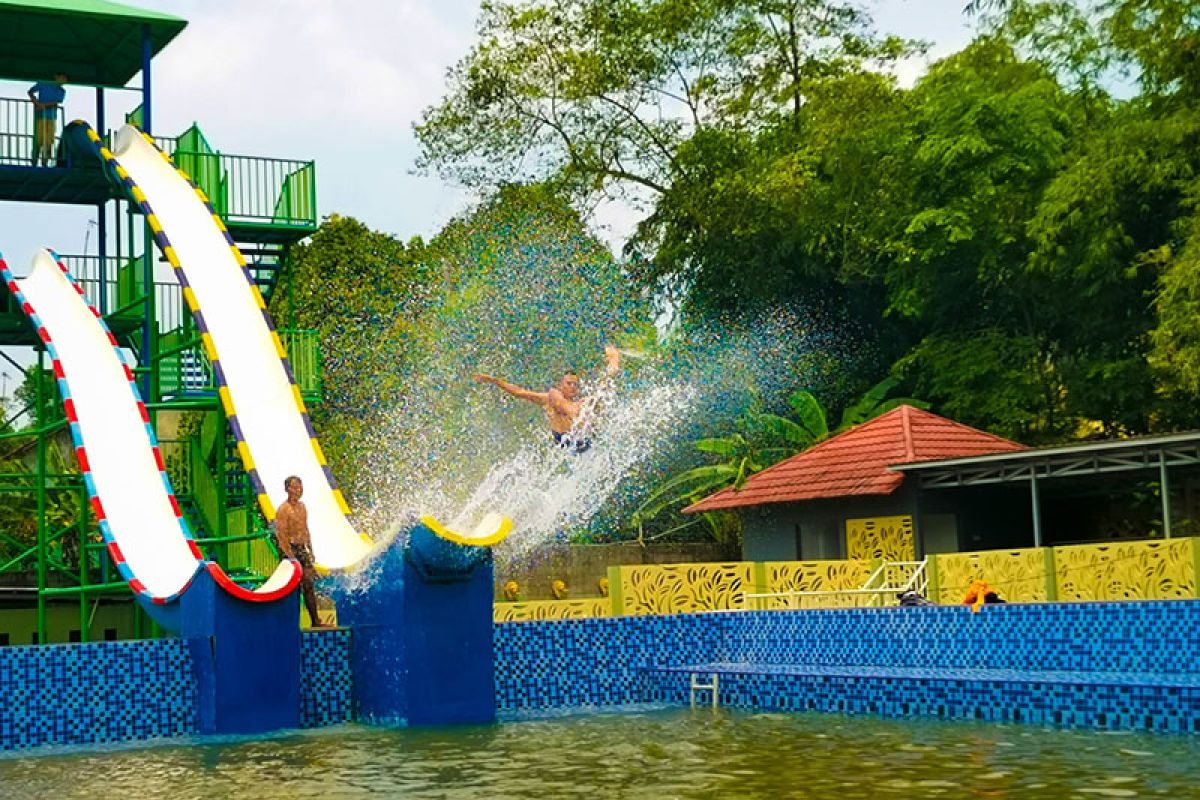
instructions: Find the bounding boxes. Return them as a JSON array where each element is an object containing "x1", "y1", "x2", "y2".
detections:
[
  {"x1": 686, "y1": 405, "x2": 1025, "y2": 513},
  {"x1": 679, "y1": 404, "x2": 1200, "y2": 566},
  {"x1": 682, "y1": 405, "x2": 1030, "y2": 564}
]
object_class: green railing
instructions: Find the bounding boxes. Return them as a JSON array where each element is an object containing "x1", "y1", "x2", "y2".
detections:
[
  {"x1": 169, "y1": 124, "x2": 223, "y2": 212},
  {"x1": 161, "y1": 431, "x2": 279, "y2": 581},
  {"x1": 156, "y1": 326, "x2": 322, "y2": 399},
  {"x1": 169, "y1": 149, "x2": 316, "y2": 229},
  {"x1": 281, "y1": 329, "x2": 322, "y2": 397},
  {"x1": 220, "y1": 510, "x2": 280, "y2": 579},
  {"x1": 157, "y1": 327, "x2": 213, "y2": 397},
  {"x1": 59, "y1": 254, "x2": 186, "y2": 332},
  {"x1": 124, "y1": 124, "x2": 316, "y2": 229},
  {"x1": 0, "y1": 106, "x2": 316, "y2": 232}
]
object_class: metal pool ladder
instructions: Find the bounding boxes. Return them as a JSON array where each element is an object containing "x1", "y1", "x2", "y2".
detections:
[{"x1": 690, "y1": 672, "x2": 719, "y2": 708}]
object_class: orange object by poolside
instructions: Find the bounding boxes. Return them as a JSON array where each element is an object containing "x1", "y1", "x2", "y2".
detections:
[{"x1": 963, "y1": 580, "x2": 992, "y2": 614}]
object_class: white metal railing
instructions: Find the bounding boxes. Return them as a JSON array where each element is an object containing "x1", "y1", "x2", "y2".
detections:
[
  {"x1": 690, "y1": 673, "x2": 719, "y2": 708},
  {"x1": 742, "y1": 559, "x2": 928, "y2": 610}
]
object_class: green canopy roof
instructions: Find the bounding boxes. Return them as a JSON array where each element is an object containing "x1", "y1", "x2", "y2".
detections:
[{"x1": 0, "y1": 0, "x2": 186, "y2": 87}]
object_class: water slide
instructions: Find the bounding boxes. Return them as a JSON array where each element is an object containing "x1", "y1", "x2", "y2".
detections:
[
  {"x1": 0, "y1": 249, "x2": 302, "y2": 621},
  {"x1": 82, "y1": 123, "x2": 510, "y2": 570}
]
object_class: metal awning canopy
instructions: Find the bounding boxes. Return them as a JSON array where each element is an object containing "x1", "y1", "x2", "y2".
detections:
[
  {"x1": 892, "y1": 430, "x2": 1200, "y2": 546},
  {"x1": 891, "y1": 430, "x2": 1200, "y2": 488},
  {"x1": 0, "y1": 0, "x2": 186, "y2": 87}
]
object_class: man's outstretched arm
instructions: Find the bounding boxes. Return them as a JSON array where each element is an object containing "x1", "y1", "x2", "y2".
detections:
[
  {"x1": 474, "y1": 373, "x2": 548, "y2": 406},
  {"x1": 603, "y1": 346, "x2": 621, "y2": 377}
]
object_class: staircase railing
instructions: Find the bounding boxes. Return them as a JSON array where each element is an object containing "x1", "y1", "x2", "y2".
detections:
[{"x1": 743, "y1": 558, "x2": 929, "y2": 610}]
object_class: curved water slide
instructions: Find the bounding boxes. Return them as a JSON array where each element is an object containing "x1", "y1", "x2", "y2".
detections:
[
  {"x1": 84, "y1": 124, "x2": 510, "y2": 570},
  {"x1": 0, "y1": 249, "x2": 302, "y2": 627}
]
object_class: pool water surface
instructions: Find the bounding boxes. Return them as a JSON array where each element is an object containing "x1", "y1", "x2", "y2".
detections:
[{"x1": 2, "y1": 706, "x2": 1197, "y2": 799}]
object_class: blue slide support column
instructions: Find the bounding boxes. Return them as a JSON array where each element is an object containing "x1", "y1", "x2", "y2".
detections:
[
  {"x1": 334, "y1": 521, "x2": 497, "y2": 727},
  {"x1": 180, "y1": 568, "x2": 301, "y2": 734}
]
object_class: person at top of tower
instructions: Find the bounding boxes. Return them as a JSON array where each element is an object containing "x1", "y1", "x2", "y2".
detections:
[
  {"x1": 474, "y1": 345, "x2": 621, "y2": 453},
  {"x1": 27, "y1": 73, "x2": 67, "y2": 167}
]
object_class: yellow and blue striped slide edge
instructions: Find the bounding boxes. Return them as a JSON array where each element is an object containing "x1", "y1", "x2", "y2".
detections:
[
  {"x1": 79, "y1": 122, "x2": 372, "y2": 551},
  {"x1": 418, "y1": 514, "x2": 513, "y2": 548}
]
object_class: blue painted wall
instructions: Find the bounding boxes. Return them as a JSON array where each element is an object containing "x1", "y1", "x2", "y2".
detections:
[
  {"x1": 300, "y1": 628, "x2": 353, "y2": 728},
  {"x1": 495, "y1": 600, "x2": 1200, "y2": 714},
  {"x1": 332, "y1": 531, "x2": 498, "y2": 728},
  {"x1": 494, "y1": 613, "x2": 722, "y2": 711}
]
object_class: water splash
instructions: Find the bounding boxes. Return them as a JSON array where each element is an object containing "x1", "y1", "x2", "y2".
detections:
[
  {"x1": 450, "y1": 377, "x2": 698, "y2": 567},
  {"x1": 354, "y1": 305, "x2": 843, "y2": 573},
  {"x1": 335, "y1": 190, "x2": 857, "y2": 572}
]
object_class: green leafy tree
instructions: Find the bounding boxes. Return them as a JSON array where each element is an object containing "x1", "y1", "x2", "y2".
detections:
[
  {"x1": 417, "y1": 0, "x2": 915, "y2": 196},
  {"x1": 880, "y1": 38, "x2": 1149, "y2": 441},
  {"x1": 629, "y1": 70, "x2": 912, "y2": 322},
  {"x1": 0, "y1": 439, "x2": 83, "y2": 570},
  {"x1": 10, "y1": 367, "x2": 59, "y2": 429},
  {"x1": 1150, "y1": 208, "x2": 1200, "y2": 395},
  {"x1": 954, "y1": 0, "x2": 1200, "y2": 436},
  {"x1": 270, "y1": 215, "x2": 433, "y2": 492}
]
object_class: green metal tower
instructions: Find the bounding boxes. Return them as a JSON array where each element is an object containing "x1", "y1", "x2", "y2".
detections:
[{"x1": 0, "y1": 0, "x2": 323, "y2": 644}]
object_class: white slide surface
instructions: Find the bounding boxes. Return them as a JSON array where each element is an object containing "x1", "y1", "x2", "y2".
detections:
[
  {"x1": 108, "y1": 126, "x2": 374, "y2": 570},
  {"x1": 17, "y1": 251, "x2": 199, "y2": 597},
  {"x1": 6, "y1": 250, "x2": 299, "y2": 601}
]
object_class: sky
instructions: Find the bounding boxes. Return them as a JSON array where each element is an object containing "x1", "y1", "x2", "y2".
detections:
[{"x1": 0, "y1": 0, "x2": 980, "y2": 271}]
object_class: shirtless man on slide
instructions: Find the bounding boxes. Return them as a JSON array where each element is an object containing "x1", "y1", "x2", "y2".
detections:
[
  {"x1": 473, "y1": 346, "x2": 621, "y2": 453},
  {"x1": 274, "y1": 476, "x2": 331, "y2": 628}
]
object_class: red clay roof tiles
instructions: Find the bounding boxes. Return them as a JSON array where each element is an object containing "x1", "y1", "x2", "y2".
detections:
[{"x1": 684, "y1": 405, "x2": 1025, "y2": 512}]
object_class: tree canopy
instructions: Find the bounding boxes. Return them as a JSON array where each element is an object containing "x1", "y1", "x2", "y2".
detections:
[{"x1": 416, "y1": 0, "x2": 1200, "y2": 446}]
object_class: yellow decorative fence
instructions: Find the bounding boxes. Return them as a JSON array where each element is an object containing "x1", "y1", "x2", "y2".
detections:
[
  {"x1": 932, "y1": 548, "x2": 1049, "y2": 605},
  {"x1": 1053, "y1": 538, "x2": 1196, "y2": 602},
  {"x1": 618, "y1": 562, "x2": 754, "y2": 616},
  {"x1": 492, "y1": 537, "x2": 1200, "y2": 623},
  {"x1": 757, "y1": 559, "x2": 873, "y2": 609},
  {"x1": 845, "y1": 515, "x2": 914, "y2": 561},
  {"x1": 493, "y1": 598, "x2": 612, "y2": 623},
  {"x1": 492, "y1": 559, "x2": 867, "y2": 621},
  {"x1": 930, "y1": 537, "x2": 1200, "y2": 605}
]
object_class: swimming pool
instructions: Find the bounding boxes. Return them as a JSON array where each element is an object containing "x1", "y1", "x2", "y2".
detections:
[{"x1": 2, "y1": 706, "x2": 1197, "y2": 799}]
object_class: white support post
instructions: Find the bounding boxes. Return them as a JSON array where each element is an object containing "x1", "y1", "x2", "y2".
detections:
[
  {"x1": 1030, "y1": 472, "x2": 1043, "y2": 548},
  {"x1": 1161, "y1": 452, "x2": 1172, "y2": 539}
]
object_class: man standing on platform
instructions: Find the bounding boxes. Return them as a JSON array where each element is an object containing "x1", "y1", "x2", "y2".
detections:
[
  {"x1": 273, "y1": 475, "x2": 330, "y2": 628},
  {"x1": 27, "y1": 73, "x2": 67, "y2": 167}
]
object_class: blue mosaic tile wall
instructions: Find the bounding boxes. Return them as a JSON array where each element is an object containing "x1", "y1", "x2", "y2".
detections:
[
  {"x1": 300, "y1": 629, "x2": 352, "y2": 727},
  {"x1": 494, "y1": 614, "x2": 722, "y2": 711},
  {"x1": 0, "y1": 639, "x2": 196, "y2": 750},
  {"x1": 493, "y1": 600, "x2": 1200, "y2": 731},
  {"x1": 720, "y1": 601, "x2": 1200, "y2": 673},
  {"x1": 0, "y1": 630, "x2": 353, "y2": 751},
  {"x1": 642, "y1": 668, "x2": 1200, "y2": 733}
]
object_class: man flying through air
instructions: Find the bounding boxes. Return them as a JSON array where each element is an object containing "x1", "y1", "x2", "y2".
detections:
[{"x1": 474, "y1": 345, "x2": 621, "y2": 452}]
